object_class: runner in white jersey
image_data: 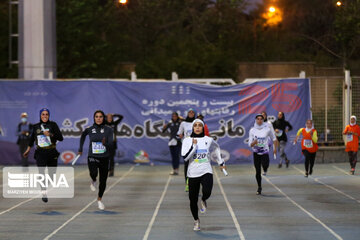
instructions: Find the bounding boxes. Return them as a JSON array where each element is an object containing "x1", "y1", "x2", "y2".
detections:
[
  {"x1": 181, "y1": 119, "x2": 226, "y2": 231},
  {"x1": 249, "y1": 114, "x2": 278, "y2": 195},
  {"x1": 177, "y1": 108, "x2": 196, "y2": 192}
]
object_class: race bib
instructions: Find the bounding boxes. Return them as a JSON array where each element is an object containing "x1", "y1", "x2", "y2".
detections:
[
  {"x1": 304, "y1": 139, "x2": 313, "y2": 148},
  {"x1": 193, "y1": 149, "x2": 209, "y2": 163},
  {"x1": 347, "y1": 134, "x2": 353, "y2": 142},
  {"x1": 256, "y1": 138, "x2": 266, "y2": 148},
  {"x1": 92, "y1": 142, "x2": 106, "y2": 154},
  {"x1": 275, "y1": 130, "x2": 283, "y2": 137},
  {"x1": 37, "y1": 135, "x2": 51, "y2": 148}
]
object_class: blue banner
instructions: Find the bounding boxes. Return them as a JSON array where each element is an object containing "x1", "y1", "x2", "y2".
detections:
[{"x1": 0, "y1": 79, "x2": 310, "y2": 165}]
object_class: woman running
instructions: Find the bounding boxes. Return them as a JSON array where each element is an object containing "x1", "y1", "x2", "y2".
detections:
[
  {"x1": 162, "y1": 112, "x2": 182, "y2": 175},
  {"x1": 343, "y1": 116, "x2": 360, "y2": 175},
  {"x1": 78, "y1": 110, "x2": 114, "y2": 210},
  {"x1": 177, "y1": 108, "x2": 196, "y2": 192},
  {"x1": 23, "y1": 108, "x2": 63, "y2": 202},
  {"x1": 272, "y1": 111, "x2": 293, "y2": 168},
  {"x1": 249, "y1": 114, "x2": 277, "y2": 195},
  {"x1": 181, "y1": 119, "x2": 226, "y2": 231},
  {"x1": 293, "y1": 119, "x2": 318, "y2": 177},
  {"x1": 261, "y1": 111, "x2": 277, "y2": 176}
]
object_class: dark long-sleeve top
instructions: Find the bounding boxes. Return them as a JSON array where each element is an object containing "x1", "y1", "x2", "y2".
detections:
[
  {"x1": 272, "y1": 119, "x2": 293, "y2": 142},
  {"x1": 105, "y1": 114, "x2": 123, "y2": 142},
  {"x1": 162, "y1": 120, "x2": 181, "y2": 142},
  {"x1": 28, "y1": 121, "x2": 63, "y2": 149},
  {"x1": 78, "y1": 124, "x2": 114, "y2": 158}
]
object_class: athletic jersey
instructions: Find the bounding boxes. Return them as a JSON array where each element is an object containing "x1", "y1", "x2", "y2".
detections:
[
  {"x1": 272, "y1": 119, "x2": 292, "y2": 142},
  {"x1": 296, "y1": 128, "x2": 318, "y2": 153},
  {"x1": 163, "y1": 119, "x2": 181, "y2": 146},
  {"x1": 28, "y1": 121, "x2": 63, "y2": 149},
  {"x1": 181, "y1": 136, "x2": 224, "y2": 178},
  {"x1": 79, "y1": 124, "x2": 114, "y2": 158},
  {"x1": 248, "y1": 123, "x2": 276, "y2": 155},
  {"x1": 343, "y1": 124, "x2": 360, "y2": 152},
  {"x1": 177, "y1": 121, "x2": 193, "y2": 138}
]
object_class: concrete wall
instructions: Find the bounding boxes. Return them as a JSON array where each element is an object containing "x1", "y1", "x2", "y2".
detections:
[
  {"x1": 238, "y1": 62, "x2": 316, "y2": 81},
  {"x1": 316, "y1": 147, "x2": 348, "y2": 164},
  {"x1": 238, "y1": 62, "x2": 343, "y2": 82}
]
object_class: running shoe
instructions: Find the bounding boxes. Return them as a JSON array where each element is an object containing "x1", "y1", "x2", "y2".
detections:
[
  {"x1": 170, "y1": 171, "x2": 179, "y2": 175},
  {"x1": 256, "y1": 187, "x2": 262, "y2": 195},
  {"x1": 285, "y1": 159, "x2": 290, "y2": 168},
  {"x1": 108, "y1": 170, "x2": 114, "y2": 177},
  {"x1": 97, "y1": 200, "x2": 105, "y2": 210},
  {"x1": 262, "y1": 171, "x2": 267, "y2": 176},
  {"x1": 309, "y1": 169, "x2": 313, "y2": 175},
  {"x1": 304, "y1": 172, "x2": 309, "y2": 178},
  {"x1": 41, "y1": 190, "x2": 48, "y2": 203},
  {"x1": 278, "y1": 163, "x2": 282, "y2": 168},
  {"x1": 42, "y1": 195, "x2": 48, "y2": 203},
  {"x1": 200, "y1": 200, "x2": 207, "y2": 214},
  {"x1": 90, "y1": 181, "x2": 96, "y2": 192},
  {"x1": 350, "y1": 168, "x2": 355, "y2": 175},
  {"x1": 185, "y1": 179, "x2": 189, "y2": 192},
  {"x1": 193, "y1": 220, "x2": 200, "y2": 231}
]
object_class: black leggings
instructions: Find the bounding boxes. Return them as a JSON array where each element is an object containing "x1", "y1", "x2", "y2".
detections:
[
  {"x1": 184, "y1": 160, "x2": 189, "y2": 183},
  {"x1": 169, "y1": 145, "x2": 181, "y2": 170},
  {"x1": 303, "y1": 150, "x2": 316, "y2": 173},
  {"x1": 253, "y1": 153, "x2": 269, "y2": 188},
  {"x1": 35, "y1": 148, "x2": 59, "y2": 191},
  {"x1": 88, "y1": 157, "x2": 109, "y2": 198},
  {"x1": 261, "y1": 155, "x2": 269, "y2": 173},
  {"x1": 109, "y1": 146, "x2": 116, "y2": 173},
  {"x1": 188, "y1": 173, "x2": 213, "y2": 220},
  {"x1": 348, "y1": 151, "x2": 358, "y2": 169}
]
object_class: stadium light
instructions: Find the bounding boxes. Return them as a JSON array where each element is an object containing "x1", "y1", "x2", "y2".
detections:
[
  {"x1": 269, "y1": 6, "x2": 276, "y2": 13},
  {"x1": 119, "y1": 0, "x2": 127, "y2": 4},
  {"x1": 336, "y1": 1, "x2": 342, "y2": 7},
  {"x1": 262, "y1": 5, "x2": 282, "y2": 27}
]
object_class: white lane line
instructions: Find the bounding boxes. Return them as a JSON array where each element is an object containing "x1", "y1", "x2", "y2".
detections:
[
  {"x1": 332, "y1": 166, "x2": 352, "y2": 175},
  {"x1": 214, "y1": 168, "x2": 246, "y2": 240},
  {"x1": 264, "y1": 176, "x2": 343, "y2": 240},
  {"x1": 293, "y1": 166, "x2": 360, "y2": 204},
  {"x1": 142, "y1": 175, "x2": 172, "y2": 240},
  {"x1": 0, "y1": 169, "x2": 88, "y2": 216},
  {"x1": 43, "y1": 166, "x2": 135, "y2": 240}
]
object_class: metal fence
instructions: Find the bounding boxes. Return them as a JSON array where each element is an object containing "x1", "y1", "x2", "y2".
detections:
[
  {"x1": 310, "y1": 76, "x2": 344, "y2": 146},
  {"x1": 351, "y1": 76, "x2": 360, "y2": 126}
]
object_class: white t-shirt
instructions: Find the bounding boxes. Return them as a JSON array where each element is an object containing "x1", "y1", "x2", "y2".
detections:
[
  {"x1": 181, "y1": 136, "x2": 224, "y2": 178},
  {"x1": 177, "y1": 121, "x2": 193, "y2": 139},
  {"x1": 248, "y1": 124, "x2": 277, "y2": 155}
]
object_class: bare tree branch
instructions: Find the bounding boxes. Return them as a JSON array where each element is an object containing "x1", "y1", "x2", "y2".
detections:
[{"x1": 295, "y1": 33, "x2": 343, "y2": 60}]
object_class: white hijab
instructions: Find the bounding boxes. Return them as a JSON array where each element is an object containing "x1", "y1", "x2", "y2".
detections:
[{"x1": 350, "y1": 116, "x2": 357, "y2": 126}]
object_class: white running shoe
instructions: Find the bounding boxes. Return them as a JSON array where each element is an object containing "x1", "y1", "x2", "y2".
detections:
[
  {"x1": 262, "y1": 171, "x2": 267, "y2": 176},
  {"x1": 193, "y1": 220, "x2": 200, "y2": 231},
  {"x1": 97, "y1": 200, "x2": 105, "y2": 210},
  {"x1": 200, "y1": 200, "x2": 207, "y2": 214},
  {"x1": 90, "y1": 181, "x2": 96, "y2": 192}
]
